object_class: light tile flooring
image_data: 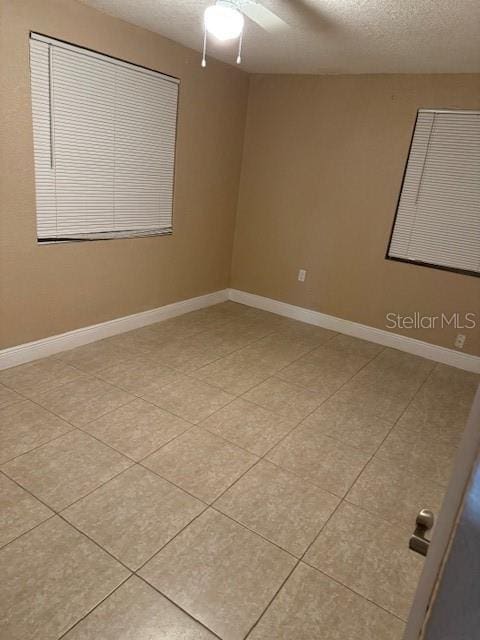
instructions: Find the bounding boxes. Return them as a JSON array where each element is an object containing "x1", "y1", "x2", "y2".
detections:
[{"x1": 0, "y1": 302, "x2": 478, "y2": 640}]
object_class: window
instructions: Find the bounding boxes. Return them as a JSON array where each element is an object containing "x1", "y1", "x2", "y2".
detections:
[
  {"x1": 29, "y1": 33, "x2": 179, "y2": 242},
  {"x1": 386, "y1": 109, "x2": 480, "y2": 276}
]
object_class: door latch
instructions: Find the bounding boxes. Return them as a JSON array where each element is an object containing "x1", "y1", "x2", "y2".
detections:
[{"x1": 409, "y1": 509, "x2": 435, "y2": 556}]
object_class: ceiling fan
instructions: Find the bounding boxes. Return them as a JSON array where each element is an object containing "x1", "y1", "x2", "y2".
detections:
[{"x1": 201, "y1": 0, "x2": 288, "y2": 67}]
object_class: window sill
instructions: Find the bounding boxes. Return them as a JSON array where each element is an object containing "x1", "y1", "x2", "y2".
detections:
[{"x1": 37, "y1": 229, "x2": 173, "y2": 244}]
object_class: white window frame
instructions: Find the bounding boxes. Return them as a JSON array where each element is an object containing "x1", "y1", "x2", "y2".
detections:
[
  {"x1": 29, "y1": 32, "x2": 180, "y2": 243},
  {"x1": 386, "y1": 109, "x2": 480, "y2": 278}
]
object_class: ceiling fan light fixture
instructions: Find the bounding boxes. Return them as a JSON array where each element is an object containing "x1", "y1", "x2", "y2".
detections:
[{"x1": 204, "y1": 2, "x2": 244, "y2": 41}]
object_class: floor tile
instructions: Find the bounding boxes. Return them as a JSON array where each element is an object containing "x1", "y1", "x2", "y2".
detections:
[
  {"x1": 346, "y1": 456, "x2": 445, "y2": 528},
  {"x1": 148, "y1": 317, "x2": 207, "y2": 341},
  {"x1": 2, "y1": 314, "x2": 471, "y2": 640},
  {"x1": 82, "y1": 398, "x2": 191, "y2": 460},
  {"x1": 2, "y1": 430, "x2": 132, "y2": 511},
  {"x1": 353, "y1": 349, "x2": 434, "y2": 393},
  {"x1": 267, "y1": 426, "x2": 370, "y2": 497},
  {"x1": 429, "y1": 363, "x2": 479, "y2": 393},
  {"x1": 211, "y1": 301, "x2": 251, "y2": 317},
  {"x1": 332, "y1": 376, "x2": 418, "y2": 422},
  {"x1": 215, "y1": 460, "x2": 339, "y2": 556},
  {"x1": 193, "y1": 353, "x2": 273, "y2": 395},
  {"x1": 305, "y1": 502, "x2": 423, "y2": 619},
  {"x1": 31, "y1": 376, "x2": 134, "y2": 427},
  {"x1": 243, "y1": 377, "x2": 326, "y2": 420},
  {"x1": 187, "y1": 324, "x2": 264, "y2": 357},
  {"x1": 96, "y1": 357, "x2": 181, "y2": 395},
  {"x1": 319, "y1": 334, "x2": 383, "y2": 360},
  {"x1": 234, "y1": 310, "x2": 284, "y2": 335},
  {"x1": 397, "y1": 373, "x2": 476, "y2": 447},
  {"x1": 143, "y1": 428, "x2": 257, "y2": 503},
  {"x1": 201, "y1": 398, "x2": 298, "y2": 456},
  {"x1": 139, "y1": 509, "x2": 296, "y2": 640},
  {"x1": 105, "y1": 327, "x2": 165, "y2": 355},
  {"x1": 300, "y1": 396, "x2": 393, "y2": 454},
  {"x1": 238, "y1": 333, "x2": 317, "y2": 369},
  {"x1": 0, "y1": 400, "x2": 73, "y2": 463},
  {"x1": 249, "y1": 563, "x2": 404, "y2": 640},
  {"x1": 0, "y1": 357, "x2": 85, "y2": 397},
  {"x1": 138, "y1": 335, "x2": 220, "y2": 372},
  {"x1": 276, "y1": 349, "x2": 366, "y2": 394},
  {"x1": 0, "y1": 383, "x2": 21, "y2": 409},
  {"x1": 273, "y1": 318, "x2": 336, "y2": 346},
  {"x1": 150, "y1": 309, "x2": 231, "y2": 340},
  {"x1": 394, "y1": 400, "x2": 469, "y2": 450},
  {"x1": 126, "y1": 367, "x2": 185, "y2": 400},
  {"x1": 166, "y1": 348, "x2": 224, "y2": 374},
  {"x1": 0, "y1": 472, "x2": 53, "y2": 548},
  {"x1": 56, "y1": 340, "x2": 130, "y2": 374},
  {"x1": 147, "y1": 375, "x2": 234, "y2": 423},
  {"x1": 0, "y1": 517, "x2": 129, "y2": 640},
  {"x1": 63, "y1": 465, "x2": 203, "y2": 570},
  {"x1": 63, "y1": 576, "x2": 216, "y2": 639},
  {"x1": 415, "y1": 370, "x2": 477, "y2": 411},
  {"x1": 376, "y1": 424, "x2": 457, "y2": 487},
  {"x1": 225, "y1": 315, "x2": 277, "y2": 341}
]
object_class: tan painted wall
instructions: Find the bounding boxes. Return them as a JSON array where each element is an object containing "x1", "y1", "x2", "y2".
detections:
[
  {"x1": 231, "y1": 74, "x2": 480, "y2": 356},
  {"x1": 1, "y1": 2, "x2": 478, "y2": 357},
  {"x1": 0, "y1": 0, "x2": 248, "y2": 349}
]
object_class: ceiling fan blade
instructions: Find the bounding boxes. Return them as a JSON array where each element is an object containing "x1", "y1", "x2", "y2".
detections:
[{"x1": 241, "y1": 1, "x2": 289, "y2": 32}]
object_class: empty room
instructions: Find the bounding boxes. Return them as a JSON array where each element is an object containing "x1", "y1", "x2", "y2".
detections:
[{"x1": 1, "y1": 1, "x2": 480, "y2": 638}]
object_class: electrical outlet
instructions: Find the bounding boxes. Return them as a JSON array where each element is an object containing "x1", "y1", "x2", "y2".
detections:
[
  {"x1": 298, "y1": 269, "x2": 306, "y2": 282},
  {"x1": 455, "y1": 334, "x2": 466, "y2": 349}
]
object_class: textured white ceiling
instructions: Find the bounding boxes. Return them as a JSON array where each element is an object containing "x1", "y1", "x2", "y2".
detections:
[{"x1": 80, "y1": 0, "x2": 480, "y2": 74}]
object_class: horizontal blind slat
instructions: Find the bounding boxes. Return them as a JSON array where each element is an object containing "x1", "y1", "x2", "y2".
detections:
[
  {"x1": 388, "y1": 110, "x2": 480, "y2": 274},
  {"x1": 30, "y1": 36, "x2": 178, "y2": 239}
]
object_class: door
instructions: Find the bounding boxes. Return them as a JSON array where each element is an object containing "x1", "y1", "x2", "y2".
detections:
[{"x1": 404, "y1": 385, "x2": 480, "y2": 639}]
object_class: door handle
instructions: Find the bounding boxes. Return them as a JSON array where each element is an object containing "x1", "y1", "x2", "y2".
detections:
[{"x1": 409, "y1": 509, "x2": 435, "y2": 556}]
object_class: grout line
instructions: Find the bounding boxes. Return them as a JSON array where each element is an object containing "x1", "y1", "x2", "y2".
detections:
[
  {"x1": 132, "y1": 501, "x2": 211, "y2": 574},
  {"x1": 0, "y1": 479, "x2": 57, "y2": 550},
  {"x1": 0, "y1": 425, "x2": 79, "y2": 467},
  {"x1": 0, "y1": 318, "x2": 378, "y2": 554},
  {"x1": 55, "y1": 511, "x2": 135, "y2": 573},
  {"x1": 1, "y1": 307, "x2": 473, "y2": 639},
  {"x1": 0, "y1": 471, "x2": 62, "y2": 515},
  {"x1": 0, "y1": 460, "x2": 136, "y2": 524},
  {"x1": 300, "y1": 562, "x2": 409, "y2": 624},
  {"x1": 237, "y1": 342, "x2": 388, "y2": 460},
  {"x1": 209, "y1": 504, "x2": 299, "y2": 560},
  {"x1": 244, "y1": 351, "x2": 440, "y2": 638},
  {"x1": 243, "y1": 499, "x2": 350, "y2": 640},
  {"x1": 56, "y1": 575, "x2": 132, "y2": 640},
  {"x1": 134, "y1": 575, "x2": 224, "y2": 640},
  {"x1": 133, "y1": 457, "x2": 266, "y2": 574},
  {"x1": 243, "y1": 458, "x2": 374, "y2": 638},
  {"x1": 125, "y1": 343, "x2": 397, "y2": 638},
  {"x1": 136, "y1": 458, "x2": 212, "y2": 506}
]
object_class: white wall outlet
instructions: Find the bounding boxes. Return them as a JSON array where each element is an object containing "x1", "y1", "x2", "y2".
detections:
[
  {"x1": 455, "y1": 334, "x2": 466, "y2": 349},
  {"x1": 298, "y1": 269, "x2": 307, "y2": 282}
]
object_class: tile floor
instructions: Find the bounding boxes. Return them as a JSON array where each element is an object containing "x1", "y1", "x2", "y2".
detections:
[{"x1": 0, "y1": 301, "x2": 478, "y2": 640}]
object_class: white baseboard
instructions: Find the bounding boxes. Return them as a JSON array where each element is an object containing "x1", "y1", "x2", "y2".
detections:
[
  {"x1": 0, "y1": 289, "x2": 229, "y2": 371},
  {"x1": 228, "y1": 288, "x2": 480, "y2": 374},
  {"x1": 2, "y1": 286, "x2": 478, "y2": 374}
]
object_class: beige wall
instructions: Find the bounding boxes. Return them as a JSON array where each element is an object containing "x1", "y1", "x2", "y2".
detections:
[
  {"x1": 1, "y1": 2, "x2": 479, "y2": 358},
  {"x1": 231, "y1": 74, "x2": 480, "y2": 356},
  {"x1": 0, "y1": 0, "x2": 248, "y2": 349}
]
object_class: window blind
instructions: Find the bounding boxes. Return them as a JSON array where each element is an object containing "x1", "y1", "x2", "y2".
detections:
[
  {"x1": 29, "y1": 33, "x2": 179, "y2": 241},
  {"x1": 387, "y1": 109, "x2": 480, "y2": 276}
]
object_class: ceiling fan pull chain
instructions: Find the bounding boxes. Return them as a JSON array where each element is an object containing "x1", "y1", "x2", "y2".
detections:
[
  {"x1": 201, "y1": 26, "x2": 207, "y2": 67},
  {"x1": 236, "y1": 29, "x2": 243, "y2": 64}
]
